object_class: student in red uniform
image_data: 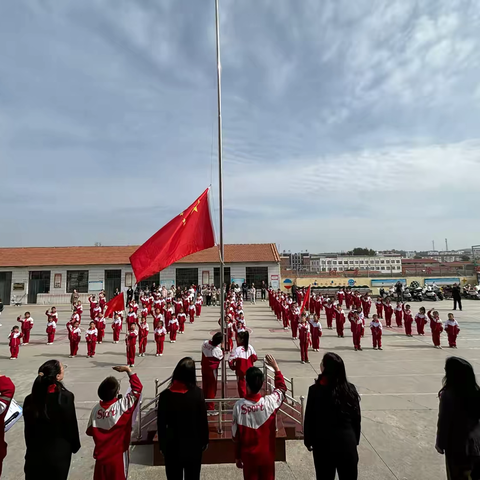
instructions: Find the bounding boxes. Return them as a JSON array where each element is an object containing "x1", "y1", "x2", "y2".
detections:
[
  {"x1": 154, "y1": 321, "x2": 167, "y2": 356},
  {"x1": 86, "y1": 321, "x2": 98, "y2": 358},
  {"x1": 353, "y1": 291, "x2": 362, "y2": 309},
  {"x1": 324, "y1": 298, "x2": 335, "y2": 329},
  {"x1": 188, "y1": 301, "x2": 196, "y2": 324},
  {"x1": 444, "y1": 313, "x2": 460, "y2": 348},
  {"x1": 138, "y1": 317, "x2": 149, "y2": 357},
  {"x1": 345, "y1": 289, "x2": 353, "y2": 309},
  {"x1": 352, "y1": 313, "x2": 364, "y2": 351},
  {"x1": 177, "y1": 308, "x2": 187, "y2": 334},
  {"x1": 291, "y1": 304, "x2": 300, "y2": 340},
  {"x1": 428, "y1": 309, "x2": 444, "y2": 349},
  {"x1": 165, "y1": 301, "x2": 174, "y2": 325},
  {"x1": 0, "y1": 374, "x2": 15, "y2": 476},
  {"x1": 298, "y1": 315, "x2": 311, "y2": 364},
  {"x1": 126, "y1": 306, "x2": 138, "y2": 329},
  {"x1": 226, "y1": 316, "x2": 234, "y2": 352},
  {"x1": 415, "y1": 307, "x2": 428, "y2": 336},
  {"x1": 370, "y1": 314, "x2": 383, "y2": 350},
  {"x1": 375, "y1": 297, "x2": 384, "y2": 319},
  {"x1": 232, "y1": 354, "x2": 286, "y2": 480},
  {"x1": 310, "y1": 314, "x2": 322, "y2": 352},
  {"x1": 89, "y1": 295, "x2": 98, "y2": 320},
  {"x1": 169, "y1": 315, "x2": 179, "y2": 343},
  {"x1": 337, "y1": 289, "x2": 345, "y2": 307},
  {"x1": 383, "y1": 298, "x2": 393, "y2": 328},
  {"x1": 195, "y1": 296, "x2": 203, "y2": 317},
  {"x1": 403, "y1": 304, "x2": 414, "y2": 337},
  {"x1": 112, "y1": 313, "x2": 123, "y2": 344},
  {"x1": 335, "y1": 305, "x2": 346, "y2": 338},
  {"x1": 153, "y1": 308, "x2": 164, "y2": 330},
  {"x1": 86, "y1": 366, "x2": 143, "y2": 480},
  {"x1": 69, "y1": 321, "x2": 81, "y2": 358},
  {"x1": 8, "y1": 326, "x2": 22, "y2": 359},
  {"x1": 45, "y1": 307, "x2": 58, "y2": 344},
  {"x1": 74, "y1": 301, "x2": 84, "y2": 322},
  {"x1": 125, "y1": 324, "x2": 138, "y2": 367},
  {"x1": 18, "y1": 311, "x2": 34, "y2": 345},
  {"x1": 394, "y1": 301, "x2": 403, "y2": 327},
  {"x1": 315, "y1": 294, "x2": 322, "y2": 317},
  {"x1": 96, "y1": 312, "x2": 106, "y2": 344},
  {"x1": 361, "y1": 293, "x2": 372, "y2": 318},
  {"x1": 229, "y1": 331, "x2": 258, "y2": 398},
  {"x1": 201, "y1": 332, "x2": 224, "y2": 414}
]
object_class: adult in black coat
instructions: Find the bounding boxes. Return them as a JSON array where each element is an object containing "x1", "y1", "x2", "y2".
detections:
[
  {"x1": 452, "y1": 284, "x2": 463, "y2": 311},
  {"x1": 436, "y1": 357, "x2": 480, "y2": 479},
  {"x1": 304, "y1": 352, "x2": 361, "y2": 480},
  {"x1": 23, "y1": 360, "x2": 80, "y2": 480},
  {"x1": 157, "y1": 357, "x2": 209, "y2": 480}
]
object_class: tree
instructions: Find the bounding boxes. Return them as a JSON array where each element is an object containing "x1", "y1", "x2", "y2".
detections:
[
  {"x1": 348, "y1": 247, "x2": 376, "y2": 256},
  {"x1": 461, "y1": 255, "x2": 470, "y2": 261}
]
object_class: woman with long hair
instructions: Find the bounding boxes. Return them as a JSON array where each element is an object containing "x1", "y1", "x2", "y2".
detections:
[
  {"x1": 436, "y1": 357, "x2": 480, "y2": 479},
  {"x1": 157, "y1": 357, "x2": 209, "y2": 480},
  {"x1": 304, "y1": 352, "x2": 361, "y2": 480},
  {"x1": 23, "y1": 360, "x2": 80, "y2": 480},
  {"x1": 229, "y1": 331, "x2": 258, "y2": 398}
]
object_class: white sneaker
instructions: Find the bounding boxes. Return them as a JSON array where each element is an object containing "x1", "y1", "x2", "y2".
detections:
[
  {"x1": 160, "y1": 354, "x2": 163, "y2": 356},
  {"x1": 23, "y1": 343, "x2": 29, "y2": 345},
  {"x1": 69, "y1": 355, "x2": 73, "y2": 358},
  {"x1": 156, "y1": 354, "x2": 159, "y2": 357}
]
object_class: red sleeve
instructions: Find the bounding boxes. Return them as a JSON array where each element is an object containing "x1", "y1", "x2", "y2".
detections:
[
  {"x1": 128, "y1": 373, "x2": 143, "y2": 397},
  {"x1": 0, "y1": 376, "x2": 15, "y2": 414},
  {"x1": 274, "y1": 371, "x2": 287, "y2": 394}
]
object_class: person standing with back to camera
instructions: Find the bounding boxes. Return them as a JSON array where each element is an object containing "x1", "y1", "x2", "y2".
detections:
[{"x1": 304, "y1": 352, "x2": 361, "y2": 480}]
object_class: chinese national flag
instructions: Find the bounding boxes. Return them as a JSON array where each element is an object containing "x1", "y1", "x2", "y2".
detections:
[
  {"x1": 104, "y1": 293, "x2": 125, "y2": 318},
  {"x1": 130, "y1": 188, "x2": 216, "y2": 282},
  {"x1": 300, "y1": 285, "x2": 311, "y2": 314}
]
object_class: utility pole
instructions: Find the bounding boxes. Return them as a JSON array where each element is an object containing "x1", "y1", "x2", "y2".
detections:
[{"x1": 445, "y1": 238, "x2": 449, "y2": 251}]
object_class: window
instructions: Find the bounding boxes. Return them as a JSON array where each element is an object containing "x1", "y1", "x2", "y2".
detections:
[
  {"x1": 354, "y1": 260, "x2": 359, "y2": 264},
  {"x1": 246, "y1": 266, "x2": 268, "y2": 287},
  {"x1": 360, "y1": 261, "x2": 364, "y2": 265},
  {"x1": 67, "y1": 270, "x2": 89, "y2": 293},
  {"x1": 338, "y1": 267, "x2": 343, "y2": 271},
  {"x1": 396, "y1": 260, "x2": 401, "y2": 263},
  {"x1": 370, "y1": 260, "x2": 375, "y2": 264},
  {"x1": 381, "y1": 267, "x2": 386, "y2": 270},
  {"x1": 332, "y1": 261, "x2": 337, "y2": 265},
  {"x1": 386, "y1": 260, "x2": 390, "y2": 264},
  {"x1": 175, "y1": 268, "x2": 198, "y2": 289},
  {"x1": 349, "y1": 260, "x2": 354, "y2": 265},
  {"x1": 138, "y1": 273, "x2": 160, "y2": 291},
  {"x1": 214, "y1": 267, "x2": 231, "y2": 287},
  {"x1": 380, "y1": 260, "x2": 385, "y2": 264},
  {"x1": 375, "y1": 260, "x2": 380, "y2": 264}
]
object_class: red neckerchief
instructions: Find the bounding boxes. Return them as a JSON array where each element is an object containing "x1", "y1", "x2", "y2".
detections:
[
  {"x1": 169, "y1": 380, "x2": 188, "y2": 394},
  {"x1": 245, "y1": 392, "x2": 262, "y2": 402},
  {"x1": 47, "y1": 384, "x2": 57, "y2": 393}
]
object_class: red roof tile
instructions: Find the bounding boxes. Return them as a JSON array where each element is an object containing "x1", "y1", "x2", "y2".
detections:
[{"x1": 0, "y1": 244, "x2": 280, "y2": 267}]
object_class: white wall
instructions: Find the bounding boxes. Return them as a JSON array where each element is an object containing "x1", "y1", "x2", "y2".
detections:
[{"x1": 0, "y1": 261, "x2": 281, "y2": 304}]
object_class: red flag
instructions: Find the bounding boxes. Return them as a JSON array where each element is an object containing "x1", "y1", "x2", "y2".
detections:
[
  {"x1": 104, "y1": 294, "x2": 125, "y2": 318},
  {"x1": 300, "y1": 285, "x2": 311, "y2": 314},
  {"x1": 130, "y1": 188, "x2": 216, "y2": 282}
]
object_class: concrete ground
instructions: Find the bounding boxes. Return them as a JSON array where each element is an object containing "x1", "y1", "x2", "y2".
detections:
[{"x1": 0, "y1": 298, "x2": 475, "y2": 479}]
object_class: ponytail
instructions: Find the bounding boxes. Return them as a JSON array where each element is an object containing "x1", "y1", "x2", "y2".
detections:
[
  {"x1": 239, "y1": 331, "x2": 249, "y2": 350},
  {"x1": 28, "y1": 360, "x2": 63, "y2": 419}
]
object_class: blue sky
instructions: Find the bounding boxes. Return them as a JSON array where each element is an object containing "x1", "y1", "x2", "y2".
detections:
[{"x1": 1, "y1": 0, "x2": 480, "y2": 252}]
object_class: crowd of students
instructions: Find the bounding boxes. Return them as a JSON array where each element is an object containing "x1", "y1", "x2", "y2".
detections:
[
  {"x1": 7, "y1": 286, "x2": 205, "y2": 366},
  {"x1": 268, "y1": 287, "x2": 461, "y2": 359}
]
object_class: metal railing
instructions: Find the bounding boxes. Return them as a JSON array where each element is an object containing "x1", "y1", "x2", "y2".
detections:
[{"x1": 136, "y1": 358, "x2": 305, "y2": 440}]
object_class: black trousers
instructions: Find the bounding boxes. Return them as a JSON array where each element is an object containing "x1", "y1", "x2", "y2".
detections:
[
  {"x1": 206, "y1": 295, "x2": 211, "y2": 306},
  {"x1": 261, "y1": 290, "x2": 266, "y2": 299},
  {"x1": 453, "y1": 298, "x2": 463, "y2": 311},
  {"x1": 165, "y1": 452, "x2": 202, "y2": 480},
  {"x1": 446, "y1": 455, "x2": 480, "y2": 480},
  {"x1": 243, "y1": 290, "x2": 248, "y2": 300},
  {"x1": 313, "y1": 447, "x2": 358, "y2": 480}
]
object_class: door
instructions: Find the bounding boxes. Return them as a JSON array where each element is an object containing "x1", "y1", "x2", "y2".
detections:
[
  {"x1": 0, "y1": 272, "x2": 12, "y2": 305},
  {"x1": 28, "y1": 271, "x2": 51, "y2": 304},
  {"x1": 105, "y1": 270, "x2": 121, "y2": 300}
]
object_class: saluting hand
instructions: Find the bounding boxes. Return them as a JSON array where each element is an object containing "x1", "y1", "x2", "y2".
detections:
[{"x1": 265, "y1": 354, "x2": 280, "y2": 372}]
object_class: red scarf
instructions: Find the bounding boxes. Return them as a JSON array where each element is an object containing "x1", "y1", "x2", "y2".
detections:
[{"x1": 169, "y1": 380, "x2": 188, "y2": 394}]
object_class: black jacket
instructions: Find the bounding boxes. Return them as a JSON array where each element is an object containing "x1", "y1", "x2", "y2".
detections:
[
  {"x1": 157, "y1": 386, "x2": 209, "y2": 457},
  {"x1": 304, "y1": 378, "x2": 361, "y2": 451},
  {"x1": 452, "y1": 286, "x2": 462, "y2": 300},
  {"x1": 24, "y1": 387, "x2": 80, "y2": 480},
  {"x1": 437, "y1": 389, "x2": 480, "y2": 459}
]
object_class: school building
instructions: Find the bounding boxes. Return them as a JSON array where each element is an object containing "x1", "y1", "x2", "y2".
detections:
[{"x1": 0, "y1": 244, "x2": 281, "y2": 305}]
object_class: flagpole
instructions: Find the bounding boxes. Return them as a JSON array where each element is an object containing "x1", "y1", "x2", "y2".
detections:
[{"x1": 215, "y1": 0, "x2": 226, "y2": 400}]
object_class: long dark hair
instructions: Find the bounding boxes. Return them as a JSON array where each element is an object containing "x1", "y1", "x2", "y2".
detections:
[
  {"x1": 28, "y1": 360, "x2": 64, "y2": 419},
  {"x1": 441, "y1": 357, "x2": 480, "y2": 413},
  {"x1": 170, "y1": 357, "x2": 197, "y2": 390},
  {"x1": 238, "y1": 331, "x2": 249, "y2": 350},
  {"x1": 319, "y1": 352, "x2": 360, "y2": 414}
]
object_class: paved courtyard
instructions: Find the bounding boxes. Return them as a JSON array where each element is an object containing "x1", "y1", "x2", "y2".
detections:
[{"x1": 1, "y1": 298, "x2": 478, "y2": 479}]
